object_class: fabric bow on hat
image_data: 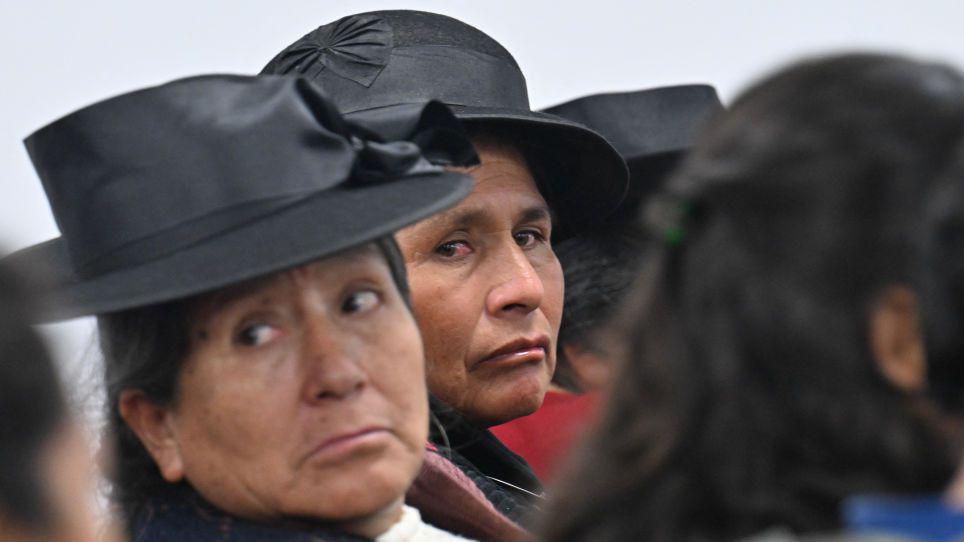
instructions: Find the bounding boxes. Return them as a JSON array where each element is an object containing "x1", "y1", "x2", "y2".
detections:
[{"x1": 347, "y1": 100, "x2": 480, "y2": 185}]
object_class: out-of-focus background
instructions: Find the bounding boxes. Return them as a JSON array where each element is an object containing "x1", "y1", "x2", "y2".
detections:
[{"x1": 2, "y1": 0, "x2": 962, "y2": 421}]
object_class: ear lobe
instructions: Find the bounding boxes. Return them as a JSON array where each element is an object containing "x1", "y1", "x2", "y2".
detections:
[
  {"x1": 117, "y1": 389, "x2": 185, "y2": 482},
  {"x1": 869, "y1": 285, "x2": 927, "y2": 393}
]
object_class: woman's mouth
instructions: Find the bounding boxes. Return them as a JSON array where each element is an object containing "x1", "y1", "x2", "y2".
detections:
[
  {"x1": 303, "y1": 426, "x2": 391, "y2": 465},
  {"x1": 472, "y1": 335, "x2": 550, "y2": 371}
]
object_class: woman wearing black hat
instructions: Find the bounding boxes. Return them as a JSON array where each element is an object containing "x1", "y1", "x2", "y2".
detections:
[
  {"x1": 488, "y1": 85, "x2": 724, "y2": 481},
  {"x1": 262, "y1": 10, "x2": 630, "y2": 521},
  {"x1": 8, "y1": 74, "x2": 505, "y2": 541}
]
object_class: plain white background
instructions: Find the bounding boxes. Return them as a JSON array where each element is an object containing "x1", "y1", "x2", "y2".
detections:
[{"x1": 2, "y1": 0, "x2": 963, "y2": 419}]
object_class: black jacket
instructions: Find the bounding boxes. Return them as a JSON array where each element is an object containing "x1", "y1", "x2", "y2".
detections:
[
  {"x1": 131, "y1": 486, "x2": 368, "y2": 542},
  {"x1": 430, "y1": 399, "x2": 545, "y2": 526}
]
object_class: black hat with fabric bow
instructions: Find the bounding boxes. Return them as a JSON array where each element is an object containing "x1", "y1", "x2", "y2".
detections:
[
  {"x1": 543, "y1": 85, "x2": 723, "y2": 222},
  {"x1": 9, "y1": 74, "x2": 476, "y2": 322},
  {"x1": 261, "y1": 10, "x2": 630, "y2": 237}
]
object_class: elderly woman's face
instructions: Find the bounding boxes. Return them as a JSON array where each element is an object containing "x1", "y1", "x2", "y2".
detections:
[
  {"x1": 395, "y1": 136, "x2": 564, "y2": 426},
  {"x1": 134, "y1": 245, "x2": 427, "y2": 534}
]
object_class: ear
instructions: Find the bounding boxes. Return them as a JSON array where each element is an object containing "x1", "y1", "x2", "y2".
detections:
[
  {"x1": 118, "y1": 389, "x2": 185, "y2": 482},
  {"x1": 868, "y1": 284, "x2": 927, "y2": 393},
  {"x1": 561, "y1": 342, "x2": 612, "y2": 391}
]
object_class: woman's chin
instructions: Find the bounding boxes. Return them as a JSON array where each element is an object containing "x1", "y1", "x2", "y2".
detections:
[
  {"x1": 469, "y1": 373, "x2": 552, "y2": 426},
  {"x1": 278, "y1": 474, "x2": 409, "y2": 525}
]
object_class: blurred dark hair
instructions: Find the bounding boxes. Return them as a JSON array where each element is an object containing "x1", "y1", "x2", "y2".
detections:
[
  {"x1": 544, "y1": 53, "x2": 964, "y2": 542},
  {"x1": 0, "y1": 259, "x2": 67, "y2": 533},
  {"x1": 921, "y1": 144, "x2": 964, "y2": 411},
  {"x1": 100, "y1": 237, "x2": 409, "y2": 530},
  {"x1": 552, "y1": 228, "x2": 649, "y2": 392}
]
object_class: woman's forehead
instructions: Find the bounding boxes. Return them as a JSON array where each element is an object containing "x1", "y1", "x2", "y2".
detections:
[
  {"x1": 191, "y1": 244, "x2": 386, "y2": 313},
  {"x1": 412, "y1": 195, "x2": 553, "y2": 238}
]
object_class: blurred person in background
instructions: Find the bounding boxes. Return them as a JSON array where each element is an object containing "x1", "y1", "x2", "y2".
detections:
[
  {"x1": 262, "y1": 10, "x2": 630, "y2": 522},
  {"x1": 0, "y1": 261, "x2": 118, "y2": 542},
  {"x1": 491, "y1": 86, "x2": 722, "y2": 481},
  {"x1": 543, "y1": 53, "x2": 964, "y2": 542}
]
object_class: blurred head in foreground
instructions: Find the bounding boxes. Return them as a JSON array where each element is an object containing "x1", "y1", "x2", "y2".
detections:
[
  {"x1": 0, "y1": 262, "x2": 111, "y2": 542},
  {"x1": 545, "y1": 53, "x2": 964, "y2": 542}
]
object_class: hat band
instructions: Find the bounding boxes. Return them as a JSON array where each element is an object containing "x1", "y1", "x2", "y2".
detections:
[
  {"x1": 318, "y1": 46, "x2": 530, "y2": 114},
  {"x1": 71, "y1": 136, "x2": 455, "y2": 279},
  {"x1": 75, "y1": 193, "x2": 315, "y2": 278}
]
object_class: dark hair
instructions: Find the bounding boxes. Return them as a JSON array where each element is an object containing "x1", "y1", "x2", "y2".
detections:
[
  {"x1": 464, "y1": 123, "x2": 583, "y2": 241},
  {"x1": 100, "y1": 237, "x2": 409, "y2": 530},
  {"x1": 552, "y1": 228, "x2": 649, "y2": 392},
  {"x1": 544, "y1": 53, "x2": 964, "y2": 542},
  {"x1": 921, "y1": 144, "x2": 964, "y2": 411},
  {"x1": 0, "y1": 260, "x2": 67, "y2": 533}
]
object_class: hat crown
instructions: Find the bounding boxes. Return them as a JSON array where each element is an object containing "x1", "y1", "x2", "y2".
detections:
[
  {"x1": 25, "y1": 76, "x2": 366, "y2": 276},
  {"x1": 262, "y1": 10, "x2": 530, "y2": 114},
  {"x1": 545, "y1": 85, "x2": 724, "y2": 160}
]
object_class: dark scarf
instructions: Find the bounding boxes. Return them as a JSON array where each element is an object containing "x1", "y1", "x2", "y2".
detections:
[
  {"x1": 131, "y1": 486, "x2": 368, "y2": 542},
  {"x1": 430, "y1": 399, "x2": 545, "y2": 526}
]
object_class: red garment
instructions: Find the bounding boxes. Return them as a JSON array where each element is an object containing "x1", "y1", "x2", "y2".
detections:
[{"x1": 489, "y1": 391, "x2": 600, "y2": 482}]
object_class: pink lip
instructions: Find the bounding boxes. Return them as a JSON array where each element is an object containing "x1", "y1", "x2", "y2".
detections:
[
  {"x1": 304, "y1": 426, "x2": 390, "y2": 464},
  {"x1": 473, "y1": 335, "x2": 550, "y2": 371}
]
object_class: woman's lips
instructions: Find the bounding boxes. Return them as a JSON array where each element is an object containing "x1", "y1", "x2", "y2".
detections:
[
  {"x1": 304, "y1": 427, "x2": 391, "y2": 465},
  {"x1": 472, "y1": 336, "x2": 550, "y2": 371}
]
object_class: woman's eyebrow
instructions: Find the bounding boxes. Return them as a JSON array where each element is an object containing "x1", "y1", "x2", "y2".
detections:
[
  {"x1": 415, "y1": 204, "x2": 552, "y2": 234},
  {"x1": 418, "y1": 207, "x2": 488, "y2": 231},
  {"x1": 518, "y1": 206, "x2": 553, "y2": 225},
  {"x1": 195, "y1": 276, "x2": 275, "y2": 314}
]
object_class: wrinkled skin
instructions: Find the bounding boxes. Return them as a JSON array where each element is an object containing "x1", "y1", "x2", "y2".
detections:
[
  {"x1": 396, "y1": 136, "x2": 564, "y2": 426},
  {"x1": 121, "y1": 244, "x2": 428, "y2": 539}
]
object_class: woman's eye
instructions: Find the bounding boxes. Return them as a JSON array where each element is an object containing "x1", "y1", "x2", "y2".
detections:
[
  {"x1": 342, "y1": 290, "x2": 380, "y2": 314},
  {"x1": 236, "y1": 324, "x2": 284, "y2": 347},
  {"x1": 513, "y1": 230, "x2": 545, "y2": 249},
  {"x1": 435, "y1": 240, "x2": 472, "y2": 258}
]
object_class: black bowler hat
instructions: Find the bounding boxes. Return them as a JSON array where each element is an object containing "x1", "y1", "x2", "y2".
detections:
[
  {"x1": 543, "y1": 85, "x2": 723, "y2": 221},
  {"x1": 9, "y1": 75, "x2": 475, "y2": 322},
  {"x1": 261, "y1": 10, "x2": 630, "y2": 237}
]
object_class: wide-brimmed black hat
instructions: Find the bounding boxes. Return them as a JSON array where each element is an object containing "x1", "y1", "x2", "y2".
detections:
[
  {"x1": 261, "y1": 10, "x2": 629, "y2": 237},
  {"x1": 8, "y1": 74, "x2": 476, "y2": 322},
  {"x1": 543, "y1": 85, "x2": 723, "y2": 222}
]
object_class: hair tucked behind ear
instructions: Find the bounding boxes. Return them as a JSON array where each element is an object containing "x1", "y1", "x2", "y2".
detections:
[
  {"x1": 100, "y1": 299, "x2": 192, "y2": 532},
  {"x1": 544, "y1": 53, "x2": 964, "y2": 542}
]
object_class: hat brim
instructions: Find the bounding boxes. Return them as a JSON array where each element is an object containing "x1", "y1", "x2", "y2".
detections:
[
  {"x1": 348, "y1": 105, "x2": 629, "y2": 239},
  {"x1": 12, "y1": 172, "x2": 472, "y2": 322},
  {"x1": 450, "y1": 106, "x2": 629, "y2": 238}
]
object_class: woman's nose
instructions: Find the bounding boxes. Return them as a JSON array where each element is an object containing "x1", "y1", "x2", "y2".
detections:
[
  {"x1": 485, "y1": 243, "x2": 545, "y2": 319},
  {"x1": 300, "y1": 318, "x2": 368, "y2": 403}
]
